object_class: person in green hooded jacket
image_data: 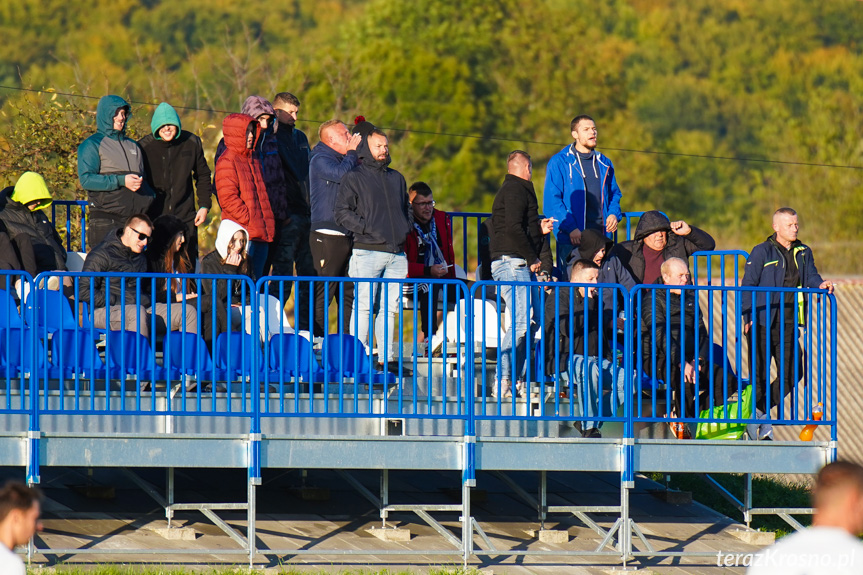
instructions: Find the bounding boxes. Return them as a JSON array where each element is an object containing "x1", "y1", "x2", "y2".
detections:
[
  {"x1": 138, "y1": 102, "x2": 213, "y2": 262},
  {"x1": 77, "y1": 95, "x2": 155, "y2": 248},
  {"x1": 0, "y1": 171, "x2": 67, "y2": 276}
]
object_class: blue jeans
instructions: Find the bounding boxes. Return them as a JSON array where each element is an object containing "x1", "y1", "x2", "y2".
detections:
[
  {"x1": 568, "y1": 356, "x2": 627, "y2": 431},
  {"x1": 348, "y1": 249, "x2": 407, "y2": 363},
  {"x1": 491, "y1": 256, "x2": 539, "y2": 383},
  {"x1": 247, "y1": 240, "x2": 269, "y2": 281}
]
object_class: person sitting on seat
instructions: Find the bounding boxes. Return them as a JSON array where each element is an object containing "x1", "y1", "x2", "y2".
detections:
[
  {"x1": 612, "y1": 210, "x2": 715, "y2": 285},
  {"x1": 544, "y1": 259, "x2": 626, "y2": 438},
  {"x1": 565, "y1": 227, "x2": 634, "y2": 313},
  {"x1": 145, "y1": 214, "x2": 199, "y2": 334},
  {"x1": 0, "y1": 172, "x2": 68, "y2": 294},
  {"x1": 639, "y1": 257, "x2": 737, "y2": 439},
  {"x1": 200, "y1": 219, "x2": 290, "y2": 343},
  {"x1": 79, "y1": 214, "x2": 195, "y2": 338}
]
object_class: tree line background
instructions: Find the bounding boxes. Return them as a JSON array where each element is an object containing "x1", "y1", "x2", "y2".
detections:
[{"x1": 0, "y1": 0, "x2": 861, "y2": 273}]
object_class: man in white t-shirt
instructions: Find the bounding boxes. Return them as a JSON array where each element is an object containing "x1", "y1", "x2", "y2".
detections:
[
  {"x1": 0, "y1": 481, "x2": 43, "y2": 575},
  {"x1": 748, "y1": 461, "x2": 863, "y2": 574}
]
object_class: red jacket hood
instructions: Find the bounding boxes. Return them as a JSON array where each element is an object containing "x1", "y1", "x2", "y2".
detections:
[{"x1": 222, "y1": 113, "x2": 258, "y2": 154}]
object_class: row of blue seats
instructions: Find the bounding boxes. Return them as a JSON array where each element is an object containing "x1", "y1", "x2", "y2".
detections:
[{"x1": 0, "y1": 327, "x2": 396, "y2": 389}]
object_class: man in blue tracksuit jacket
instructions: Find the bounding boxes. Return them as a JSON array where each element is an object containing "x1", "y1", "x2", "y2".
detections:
[
  {"x1": 543, "y1": 115, "x2": 623, "y2": 266},
  {"x1": 741, "y1": 207, "x2": 833, "y2": 439}
]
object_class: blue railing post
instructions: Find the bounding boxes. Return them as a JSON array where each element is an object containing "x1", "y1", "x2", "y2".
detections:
[{"x1": 25, "y1": 273, "x2": 41, "y2": 485}]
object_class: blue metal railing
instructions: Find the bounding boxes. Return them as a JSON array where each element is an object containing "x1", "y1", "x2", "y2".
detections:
[
  {"x1": 0, "y1": 269, "x2": 839, "y2": 493},
  {"x1": 0, "y1": 271, "x2": 836, "y2": 435},
  {"x1": 52, "y1": 200, "x2": 88, "y2": 252}
]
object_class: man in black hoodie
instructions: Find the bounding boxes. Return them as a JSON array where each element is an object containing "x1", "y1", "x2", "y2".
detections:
[
  {"x1": 272, "y1": 92, "x2": 316, "y2": 331},
  {"x1": 334, "y1": 128, "x2": 412, "y2": 377},
  {"x1": 612, "y1": 210, "x2": 715, "y2": 286},
  {"x1": 566, "y1": 228, "x2": 634, "y2": 314},
  {"x1": 544, "y1": 259, "x2": 627, "y2": 438},
  {"x1": 489, "y1": 151, "x2": 554, "y2": 398}
]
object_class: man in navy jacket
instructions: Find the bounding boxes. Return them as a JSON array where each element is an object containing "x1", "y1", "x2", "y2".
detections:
[
  {"x1": 742, "y1": 207, "x2": 833, "y2": 439},
  {"x1": 308, "y1": 120, "x2": 362, "y2": 335}
]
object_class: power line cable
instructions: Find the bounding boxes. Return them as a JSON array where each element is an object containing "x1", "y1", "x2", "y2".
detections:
[{"x1": 2, "y1": 84, "x2": 861, "y2": 171}]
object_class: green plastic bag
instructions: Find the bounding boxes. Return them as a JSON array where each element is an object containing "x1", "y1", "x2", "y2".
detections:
[{"x1": 695, "y1": 384, "x2": 754, "y2": 440}]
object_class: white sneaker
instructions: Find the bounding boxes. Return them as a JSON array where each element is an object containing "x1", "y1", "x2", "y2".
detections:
[
  {"x1": 493, "y1": 379, "x2": 512, "y2": 399},
  {"x1": 515, "y1": 381, "x2": 526, "y2": 398}
]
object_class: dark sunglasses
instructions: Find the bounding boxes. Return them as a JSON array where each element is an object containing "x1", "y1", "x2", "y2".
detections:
[{"x1": 129, "y1": 227, "x2": 150, "y2": 242}]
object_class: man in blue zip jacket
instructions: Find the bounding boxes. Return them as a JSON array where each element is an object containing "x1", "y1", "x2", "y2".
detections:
[
  {"x1": 742, "y1": 208, "x2": 833, "y2": 440},
  {"x1": 543, "y1": 115, "x2": 623, "y2": 266}
]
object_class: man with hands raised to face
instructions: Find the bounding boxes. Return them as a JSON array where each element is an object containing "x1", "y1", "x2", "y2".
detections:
[{"x1": 611, "y1": 210, "x2": 716, "y2": 286}]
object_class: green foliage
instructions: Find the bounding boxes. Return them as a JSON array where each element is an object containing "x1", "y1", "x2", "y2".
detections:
[{"x1": 1, "y1": 0, "x2": 861, "y2": 272}]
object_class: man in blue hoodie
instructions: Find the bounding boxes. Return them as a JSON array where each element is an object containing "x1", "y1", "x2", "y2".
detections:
[
  {"x1": 543, "y1": 115, "x2": 623, "y2": 266},
  {"x1": 78, "y1": 95, "x2": 155, "y2": 247}
]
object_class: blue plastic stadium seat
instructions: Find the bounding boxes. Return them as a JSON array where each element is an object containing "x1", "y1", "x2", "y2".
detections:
[
  {"x1": 267, "y1": 333, "x2": 326, "y2": 387},
  {"x1": 49, "y1": 328, "x2": 106, "y2": 381},
  {"x1": 0, "y1": 289, "x2": 24, "y2": 329},
  {"x1": 214, "y1": 331, "x2": 265, "y2": 381},
  {"x1": 105, "y1": 330, "x2": 171, "y2": 382},
  {"x1": 0, "y1": 327, "x2": 47, "y2": 378},
  {"x1": 163, "y1": 331, "x2": 215, "y2": 383},
  {"x1": 323, "y1": 333, "x2": 395, "y2": 385}
]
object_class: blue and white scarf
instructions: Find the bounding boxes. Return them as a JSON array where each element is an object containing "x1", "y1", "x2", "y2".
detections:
[{"x1": 413, "y1": 218, "x2": 446, "y2": 293}]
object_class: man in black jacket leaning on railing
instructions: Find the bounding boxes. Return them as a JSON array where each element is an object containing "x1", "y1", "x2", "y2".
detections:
[{"x1": 742, "y1": 207, "x2": 833, "y2": 441}]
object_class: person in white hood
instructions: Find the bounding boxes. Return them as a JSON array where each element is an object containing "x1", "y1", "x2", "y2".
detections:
[{"x1": 200, "y1": 219, "x2": 291, "y2": 343}]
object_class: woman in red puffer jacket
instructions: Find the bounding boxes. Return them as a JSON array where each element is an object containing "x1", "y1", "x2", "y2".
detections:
[{"x1": 215, "y1": 113, "x2": 275, "y2": 280}]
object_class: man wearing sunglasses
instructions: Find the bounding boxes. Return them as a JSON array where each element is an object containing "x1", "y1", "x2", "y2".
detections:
[{"x1": 78, "y1": 214, "x2": 196, "y2": 338}]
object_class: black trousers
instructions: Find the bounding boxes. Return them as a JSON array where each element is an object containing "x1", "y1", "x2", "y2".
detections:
[
  {"x1": 748, "y1": 321, "x2": 803, "y2": 415},
  {"x1": 309, "y1": 230, "x2": 354, "y2": 336},
  {"x1": 87, "y1": 216, "x2": 125, "y2": 249}
]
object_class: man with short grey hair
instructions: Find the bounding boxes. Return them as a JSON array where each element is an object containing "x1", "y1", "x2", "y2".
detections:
[{"x1": 742, "y1": 207, "x2": 833, "y2": 440}]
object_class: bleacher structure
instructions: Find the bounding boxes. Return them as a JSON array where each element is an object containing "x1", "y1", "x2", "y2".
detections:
[{"x1": 0, "y1": 203, "x2": 838, "y2": 566}]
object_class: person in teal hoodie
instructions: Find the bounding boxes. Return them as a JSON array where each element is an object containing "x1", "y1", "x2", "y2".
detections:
[
  {"x1": 77, "y1": 95, "x2": 155, "y2": 248},
  {"x1": 139, "y1": 102, "x2": 213, "y2": 261}
]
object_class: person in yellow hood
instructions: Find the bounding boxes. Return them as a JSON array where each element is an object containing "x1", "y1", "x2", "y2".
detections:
[{"x1": 0, "y1": 172, "x2": 68, "y2": 275}]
